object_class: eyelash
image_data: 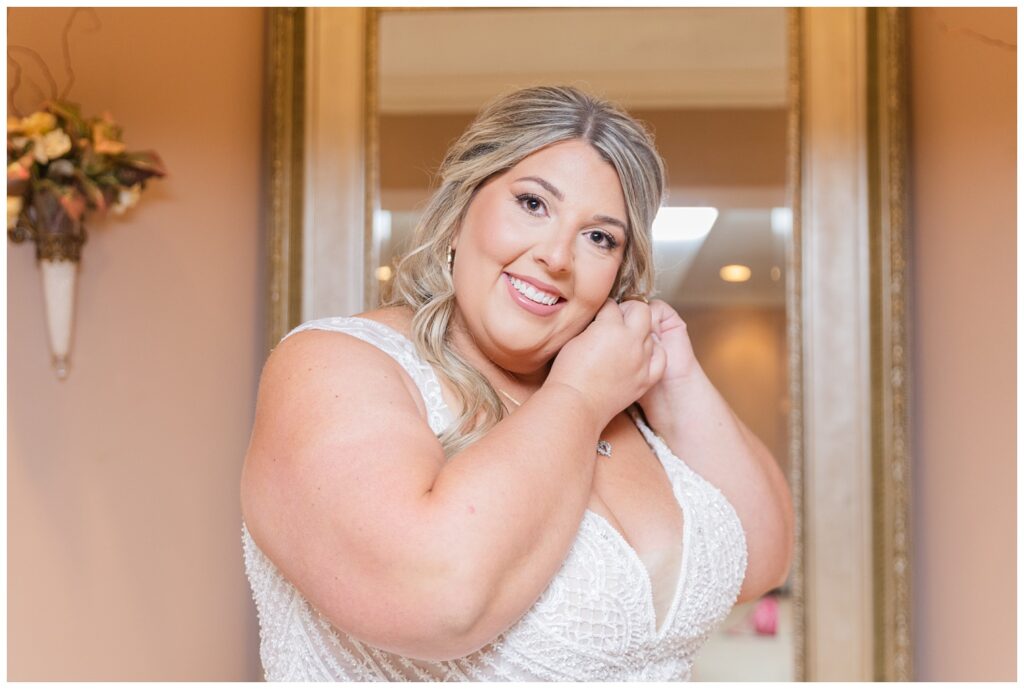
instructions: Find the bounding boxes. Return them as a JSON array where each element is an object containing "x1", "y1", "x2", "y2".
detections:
[
  {"x1": 514, "y1": 193, "x2": 620, "y2": 251},
  {"x1": 516, "y1": 192, "x2": 547, "y2": 217},
  {"x1": 587, "y1": 230, "x2": 619, "y2": 250}
]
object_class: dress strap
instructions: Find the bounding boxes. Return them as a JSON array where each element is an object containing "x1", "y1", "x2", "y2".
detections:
[
  {"x1": 280, "y1": 317, "x2": 452, "y2": 436},
  {"x1": 628, "y1": 405, "x2": 698, "y2": 481}
]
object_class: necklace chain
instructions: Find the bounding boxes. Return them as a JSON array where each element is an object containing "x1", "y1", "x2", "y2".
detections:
[
  {"x1": 497, "y1": 387, "x2": 611, "y2": 458},
  {"x1": 498, "y1": 388, "x2": 523, "y2": 407}
]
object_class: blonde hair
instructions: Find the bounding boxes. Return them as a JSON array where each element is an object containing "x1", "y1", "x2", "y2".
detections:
[{"x1": 384, "y1": 85, "x2": 666, "y2": 457}]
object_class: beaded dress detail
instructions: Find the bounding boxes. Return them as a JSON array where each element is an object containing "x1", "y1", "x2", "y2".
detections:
[{"x1": 242, "y1": 317, "x2": 748, "y2": 681}]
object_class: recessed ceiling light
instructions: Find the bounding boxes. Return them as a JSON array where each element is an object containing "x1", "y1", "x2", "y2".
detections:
[
  {"x1": 375, "y1": 210, "x2": 392, "y2": 243},
  {"x1": 653, "y1": 206, "x2": 718, "y2": 242},
  {"x1": 771, "y1": 207, "x2": 792, "y2": 235},
  {"x1": 720, "y1": 264, "x2": 751, "y2": 282}
]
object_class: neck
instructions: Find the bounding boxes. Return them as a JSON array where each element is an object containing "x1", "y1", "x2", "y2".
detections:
[{"x1": 448, "y1": 310, "x2": 549, "y2": 400}]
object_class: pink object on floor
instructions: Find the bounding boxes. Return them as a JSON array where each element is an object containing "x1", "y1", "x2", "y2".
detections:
[{"x1": 752, "y1": 594, "x2": 779, "y2": 635}]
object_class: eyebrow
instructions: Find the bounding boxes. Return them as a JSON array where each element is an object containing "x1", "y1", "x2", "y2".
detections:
[
  {"x1": 594, "y1": 214, "x2": 628, "y2": 234},
  {"x1": 516, "y1": 176, "x2": 564, "y2": 201},
  {"x1": 515, "y1": 176, "x2": 629, "y2": 234}
]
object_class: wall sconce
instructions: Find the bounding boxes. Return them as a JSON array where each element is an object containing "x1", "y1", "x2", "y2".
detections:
[
  {"x1": 7, "y1": 101, "x2": 166, "y2": 380},
  {"x1": 8, "y1": 194, "x2": 86, "y2": 378}
]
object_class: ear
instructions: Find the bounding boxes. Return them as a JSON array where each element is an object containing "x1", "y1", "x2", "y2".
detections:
[{"x1": 450, "y1": 228, "x2": 460, "y2": 251}]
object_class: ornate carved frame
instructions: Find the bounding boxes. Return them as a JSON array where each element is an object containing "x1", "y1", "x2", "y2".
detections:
[{"x1": 263, "y1": 7, "x2": 913, "y2": 681}]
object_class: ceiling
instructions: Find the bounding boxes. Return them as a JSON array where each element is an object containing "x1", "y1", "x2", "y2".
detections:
[
  {"x1": 379, "y1": 8, "x2": 788, "y2": 113},
  {"x1": 655, "y1": 209, "x2": 789, "y2": 308}
]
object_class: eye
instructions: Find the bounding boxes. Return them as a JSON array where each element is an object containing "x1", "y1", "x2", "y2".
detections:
[
  {"x1": 515, "y1": 193, "x2": 547, "y2": 216},
  {"x1": 586, "y1": 229, "x2": 620, "y2": 251}
]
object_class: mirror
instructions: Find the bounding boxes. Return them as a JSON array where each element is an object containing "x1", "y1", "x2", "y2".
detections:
[
  {"x1": 265, "y1": 6, "x2": 913, "y2": 680},
  {"x1": 371, "y1": 8, "x2": 792, "y2": 681}
]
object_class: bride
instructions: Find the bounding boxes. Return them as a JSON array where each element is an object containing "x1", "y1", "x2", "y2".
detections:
[{"x1": 240, "y1": 85, "x2": 793, "y2": 680}]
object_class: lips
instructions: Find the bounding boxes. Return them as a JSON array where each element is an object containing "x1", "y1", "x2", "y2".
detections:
[
  {"x1": 503, "y1": 271, "x2": 566, "y2": 301},
  {"x1": 502, "y1": 273, "x2": 567, "y2": 316}
]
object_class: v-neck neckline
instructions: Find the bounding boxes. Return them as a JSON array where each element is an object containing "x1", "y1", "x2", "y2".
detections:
[
  {"x1": 584, "y1": 496, "x2": 690, "y2": 639},
  {"x1": 588, "y1": 410, "x2": 690, "y2": 639}
]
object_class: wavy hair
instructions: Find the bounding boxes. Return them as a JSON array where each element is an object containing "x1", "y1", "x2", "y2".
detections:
[{"x1": 383, "y1": 85, "x2": 666, "y2": 457}]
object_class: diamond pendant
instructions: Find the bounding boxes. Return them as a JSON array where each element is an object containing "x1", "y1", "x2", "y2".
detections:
[{"x1": 596, "y1": 440, "x2": 612, "y2": 458}]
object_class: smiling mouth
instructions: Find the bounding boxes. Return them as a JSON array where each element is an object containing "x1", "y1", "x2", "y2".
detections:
[{"x1": 504, "y1": 273, "x2": 565, "y2": 306}]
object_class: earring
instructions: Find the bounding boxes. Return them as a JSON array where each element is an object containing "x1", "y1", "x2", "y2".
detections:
[{"x1": 446, "y1": 246, "x2": 454, "y2": 274}]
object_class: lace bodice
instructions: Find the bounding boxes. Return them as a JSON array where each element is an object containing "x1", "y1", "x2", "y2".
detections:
[{"x1": 242, "y1": 316, "x2": 748, "y2": 681}]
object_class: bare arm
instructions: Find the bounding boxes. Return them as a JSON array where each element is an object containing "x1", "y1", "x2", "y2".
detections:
[
  {"x1": 642, "y1": 365, "x2": 794, "y2": 603},
  {"x1": 241, "y1": 302, "x2": 662, "y2": 661},
  {"x1": 637, "y1": 301, "x2": 794, "y2": 603}
]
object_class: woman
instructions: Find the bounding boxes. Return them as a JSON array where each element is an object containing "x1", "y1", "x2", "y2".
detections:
[{"x1": 240, "y1": 85, "x2": 793, "y2": 681}]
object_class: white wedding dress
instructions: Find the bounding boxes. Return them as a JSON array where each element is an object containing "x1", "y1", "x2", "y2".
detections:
[{"x1": 242, "y1": 317, "x2": 748, "y2": 681}]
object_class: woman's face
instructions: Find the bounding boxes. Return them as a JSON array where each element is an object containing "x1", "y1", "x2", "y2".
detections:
[{"x1": 450, "y1": 139, "x2": 629, "y2": 375}]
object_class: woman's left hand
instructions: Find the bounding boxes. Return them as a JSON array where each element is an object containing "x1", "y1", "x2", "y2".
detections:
[{"x1": 633, "y1": 299, "x2": 703, "y2": 428}]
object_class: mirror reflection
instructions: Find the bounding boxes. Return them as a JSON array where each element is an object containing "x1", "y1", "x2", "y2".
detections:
[{"x1": 372, "y1": 8, "x2": 792, "y2": 680}]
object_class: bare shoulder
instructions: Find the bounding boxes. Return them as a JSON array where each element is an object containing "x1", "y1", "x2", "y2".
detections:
[
  {"x1": 354, "y1": 305, "x2": 416, "y2": 339},
  {"x1": 271, "y1": 306, "x2": 427, "y2": 416}
]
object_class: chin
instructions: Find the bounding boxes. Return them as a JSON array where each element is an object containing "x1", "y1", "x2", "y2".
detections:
[{"x1": 481, "y1": 320, "x2": 557, "y2": 370}]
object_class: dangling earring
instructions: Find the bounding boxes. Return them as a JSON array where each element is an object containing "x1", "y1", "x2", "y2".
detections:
[{"x1": 446, "y1": 245, "x2": 455, "y2": 274}]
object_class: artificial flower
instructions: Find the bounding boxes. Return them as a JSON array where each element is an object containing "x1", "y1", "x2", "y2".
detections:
[
  {"x1": 18, "y1": 111, "x2": 57, "y2": 137},
  {"x1": 33, "y1": 129, "x2": 72, "y2": 164},
  {"x1": 7, "y1": 196, "x2": 23, "y2": 230},
  {"x1": 58, "y1": 189, "x2": 87, "y2": 223},
  {"x1": 7, "y1": 157, "x2": 31, "y2": 182},
  {"x1": 92, "y1": 121, "x2": 125, "y2": 155},
  {"x1": 47, "y1": 158, "x2": 75, "y2": 180},
  {"x1": 6, "y1": 99, "x2": 165, "y2": 237},
  {"x1": 111, "y1": 184, "x2": 141, "y2": 215}
]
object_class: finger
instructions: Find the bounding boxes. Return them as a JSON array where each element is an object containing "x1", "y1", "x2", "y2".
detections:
[
  {"x1": 649, "y1": 299, "x2": 681, "y2": 334},
  {"x1": 618, "y1": 299, "x2": 644, "y2": 325},
  {"x1": 620, "y1": 300, "x2": 652, "y2": 335},
  {"x1": 593, "y1": 298, "x2": 624, "y2": 322},
  {"x1": 648, "y1": 341, "x2": 667, "y2": 383}
]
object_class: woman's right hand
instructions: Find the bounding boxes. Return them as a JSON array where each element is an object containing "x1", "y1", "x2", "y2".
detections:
[{"x1": 547, "y1": 298, "x2": 666, "y2": 426}]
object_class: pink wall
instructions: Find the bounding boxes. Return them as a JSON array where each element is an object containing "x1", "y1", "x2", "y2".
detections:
[
  {"x1": 7, "y1": 8, "x2": 264, "y2": 680},
  {"x1": 908, "y1": 7, "x2": 1016, "y2": 681}
]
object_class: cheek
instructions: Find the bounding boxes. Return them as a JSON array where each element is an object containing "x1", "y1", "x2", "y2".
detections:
[
  {"x1": 483, "y1": 231, "x2": 523, "y2": 263},
  {"x1": 575, "y1": 254, "x2": 623, "y2": 303},
  {"x1": 452, "y1": 226, "x2": 518, "y2": 306},
  {"x1": 463, "y1": 213, "x2": 523, "y2": 263}
]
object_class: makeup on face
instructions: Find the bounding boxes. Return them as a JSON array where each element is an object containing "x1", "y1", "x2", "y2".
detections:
[{"x1": 450, "y1": 139, "x2": 629, "y2": 372}]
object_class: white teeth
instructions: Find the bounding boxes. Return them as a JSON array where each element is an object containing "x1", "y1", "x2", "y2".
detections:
[{"x1": 508, "y1": 275, "x2": 559, "y2": 306}]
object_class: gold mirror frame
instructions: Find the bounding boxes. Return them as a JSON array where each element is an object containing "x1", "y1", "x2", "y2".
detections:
[
  {"x1": 263, "y1": 7, "x2": 305, "y2": 354},
  {"x1": 263, "y1": 7, "x2": 913, "y2": 681}
]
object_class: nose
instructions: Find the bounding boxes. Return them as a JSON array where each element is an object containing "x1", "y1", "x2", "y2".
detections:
[{"x1": 532, "y1": 228, "x2": 574, "y2": 274}]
